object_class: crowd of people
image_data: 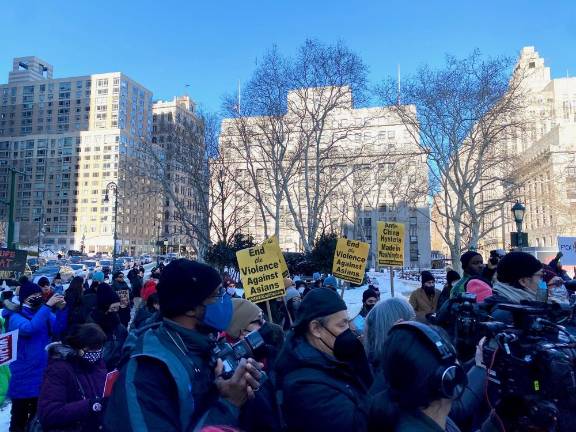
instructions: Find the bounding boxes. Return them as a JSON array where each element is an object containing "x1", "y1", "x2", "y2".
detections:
[{"x1": 0, "y1": 249, "x2": 574, "y2": 431}]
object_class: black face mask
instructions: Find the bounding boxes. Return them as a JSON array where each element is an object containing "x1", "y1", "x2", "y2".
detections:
[
  {"x1": 320, "y1": 326, "x2": 366, "y2": 363},
  {"x1": 27, "y1": 296, "x2": 44, "y2": 309}
]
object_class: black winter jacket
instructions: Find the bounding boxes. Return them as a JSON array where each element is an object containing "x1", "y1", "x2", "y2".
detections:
[{"x1": 275, "y1": 332, "x2": 372, "y2": 432}]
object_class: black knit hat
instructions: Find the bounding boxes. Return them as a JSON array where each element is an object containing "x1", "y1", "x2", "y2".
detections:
[
  {"x1": 460, "y1": 251, "x2": 482, "y2": 270},
  {"x1": 293, "y1": 288, "x2": 347, "y2": 333},
  {"x1": 446, "y1": 270, "x2": 461, "y2": 284},
  {"x1": 421, "y1": 271, "x2": 435, "y2": 285},
  {"x1": 363, "y1": 288, "x2": 379, "y2": 303},
  {"x1": 96, "y1": 283, "x2": 120, "y2": 310},
  {"x1": 497, "y1": 252, "x2": 543, "y2": 285},
  {"x1": 157, "y1": 259, "x2": 222, "y2": 318},
  {"x1": 19, "y1": 281, "x2": 42, "y2": 302}
]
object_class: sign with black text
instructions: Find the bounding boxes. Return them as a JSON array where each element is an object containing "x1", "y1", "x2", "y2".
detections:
[
  {"x1": 332, "y1": 238, "x2": 370, "y2": 284},
  {"x1": 0, "y1": 249, "x2": 27, "y2": 273}
]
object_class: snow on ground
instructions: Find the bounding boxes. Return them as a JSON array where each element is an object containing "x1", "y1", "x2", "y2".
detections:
[{"x1": 0, "y1": 401, "x2": 9, "y2": 430}]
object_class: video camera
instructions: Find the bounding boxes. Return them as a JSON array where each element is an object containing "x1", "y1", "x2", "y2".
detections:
[
  {"x1": 480, "y1": 303, "x2": 576, "y2": 431},
  {"x1": 429, "y1": 292, "x2": 491, "y2": 360},
  {"x1": 212, "y1": 329, "x2": 266, "y2": 379}
]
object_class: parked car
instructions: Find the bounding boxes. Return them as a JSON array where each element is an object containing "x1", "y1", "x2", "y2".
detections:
[
  {"x1": 32, "y1": 265, "x2": 73, "y2": 284},
  {"x1": 82, "y1": 260, "x2": 100, "y2": 278},
  {"x1": 100, "y1": 260, "x2": 112, "y2": 275},
  {"x1": 27, "y1": 257, "x2": 46, "y2": 273},
  {"x1": 69, "y1": 263, "x2": 88, "y2": 279}
]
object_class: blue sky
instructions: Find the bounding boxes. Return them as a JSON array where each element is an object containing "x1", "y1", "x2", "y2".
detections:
[{"x1": 1, "y1": 1, "x2": 574, "y2": 112}]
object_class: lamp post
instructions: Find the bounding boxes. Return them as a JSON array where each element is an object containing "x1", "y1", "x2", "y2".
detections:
[
  {"x1": 104, "y1": 182, "x2": 118, "y2": 272},
  {"x1": 511, "y1": 201, "x2": 526, "y2": 248}
]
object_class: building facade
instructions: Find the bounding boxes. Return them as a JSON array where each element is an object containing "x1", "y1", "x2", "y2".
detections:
[
  {"x1": 482, "y1": 47, "x2": 576, "y2": 250},
  {"x1": 218, "y1": 86, "x2": 432, "y2": 267},
  {"x1": 152, "y1": 96, "x2": 207, "y2": 257},
  {"x1": 0, "y1": 56, "x2": 158, "y2": 255}
]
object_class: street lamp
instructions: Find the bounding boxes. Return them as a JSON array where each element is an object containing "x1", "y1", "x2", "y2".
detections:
[
  {"x1": 511, "y1": 201, "x2": 526, "y2": 248},
  {"x1": 104, "y1": 182, "x2": 119, "y2": 272}
]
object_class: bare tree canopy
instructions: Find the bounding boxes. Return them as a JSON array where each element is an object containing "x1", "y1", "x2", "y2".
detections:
[{"x1": 377, "y1": 50, "x2": 530, "y2": 271}]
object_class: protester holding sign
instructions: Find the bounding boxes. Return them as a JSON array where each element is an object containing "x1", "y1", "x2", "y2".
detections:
[
  {"x1": 3, "y1": 281, "x2": 66, "y2": 432},
  {"x1": 276, "y1": 288, "x2": 373, "y2": 432}
]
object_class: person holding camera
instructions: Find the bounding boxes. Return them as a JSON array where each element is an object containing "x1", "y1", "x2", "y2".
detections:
[
  {"x1": 276, "y1": 288, "x2": 373, "y2": 432},
  {"x1": 3, "y1": 282, "x2": 67, "y2": 432},
  {"x1": 104, "y1": 259, "x2": 262, "y2": 432},
  {"x1": 224, "y1": 298, "x2": 284, "y2": 432},
  {"x1": 368, "y1": 322, "x2": 466, "y2": 432}
]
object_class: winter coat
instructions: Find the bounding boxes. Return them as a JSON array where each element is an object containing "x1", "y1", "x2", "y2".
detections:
[
  {"x1": 89, "y1": 310, "x2": 127, "y2": 371},
  {"x1": 103, "y1": 319, "x2": 239, "y2": 432},
  {"x1": 37, "y1": 343, "x2": 107, "y2": 432},
  {"x1": 275, "y1": 331, "x2": 372, "y2": 432},
  {"x1": 4, "y1": 303, "x2": 66, "y2": 399},
  {"x1": 409, "y1": 287, "x2": 441, "y2": 322},
  {"x1": 393, "y1": 410, "x2": 461, "y2": 432},
  {"x1": 437, "y1": 283, "x2": 453, "y2": 310},
  {"x1": 450, "y1": 275, "x2": 471, "y2": 298},
  {"x1": 130, "y1": 275, "x2": 143, "y2": 298}
]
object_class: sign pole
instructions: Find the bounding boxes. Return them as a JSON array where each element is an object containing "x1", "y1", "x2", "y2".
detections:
[
  {"x1": 340, "y1": 280, "x2": 346, "y2": 299},
  {"x1": 266, "y1": 300, "x2": 274, "y2": 324},
  {"x1": 389, "y1": 266, "x2": 395, "y2": 297}
]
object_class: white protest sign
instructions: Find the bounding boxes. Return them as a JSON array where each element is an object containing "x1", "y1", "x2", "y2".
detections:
[
  {"x1": 0, "y1": 330, "x2": 18, "y2": 366},
  {"x1": 558, "y1": 237, "x2": 576, "y2": 265}
]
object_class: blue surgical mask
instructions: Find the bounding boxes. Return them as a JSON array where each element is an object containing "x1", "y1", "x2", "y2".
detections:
[
  {"x1": 536, "y1": 280, "x2": 548, "y2": 302},
  {"x1": 202, "y1": 294, "x2": 233, "y2": 331}
]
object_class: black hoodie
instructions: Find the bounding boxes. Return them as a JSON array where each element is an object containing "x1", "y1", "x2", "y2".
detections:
[{"x1": 275, "y1": 331, "x2": 371, "y2": 432}]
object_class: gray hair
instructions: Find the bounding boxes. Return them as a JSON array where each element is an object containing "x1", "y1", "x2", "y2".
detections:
[{"x1": 364, "y1": 297, "x2": 415, "y2": 370}]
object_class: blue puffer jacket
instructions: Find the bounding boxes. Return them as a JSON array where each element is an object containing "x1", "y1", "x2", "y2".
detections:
[{"x1": 3, "y1": 304, "x2": 64, "y2": 399}]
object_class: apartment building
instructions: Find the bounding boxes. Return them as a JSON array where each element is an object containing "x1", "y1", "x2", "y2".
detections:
[
  {"x1": 152, "y1": 96, "x2": 207, "y2": 257},
  {"x1": 0, "y1": 56, "x2": 158, "y2": 255}
]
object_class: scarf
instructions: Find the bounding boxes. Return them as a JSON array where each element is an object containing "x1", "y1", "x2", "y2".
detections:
[{"x1": 492, "y1": 280, "x2": 536, "y2": 303}]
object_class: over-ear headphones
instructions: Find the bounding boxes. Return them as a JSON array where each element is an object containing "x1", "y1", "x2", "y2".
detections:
[{"x1": 388, "y1": 321, "x2": 467, "y2": 399}]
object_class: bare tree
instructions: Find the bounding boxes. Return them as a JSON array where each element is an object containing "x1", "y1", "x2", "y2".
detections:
[
  {"x1": 377, "y1": 50, "x2": 530, "y2": 272},
  {"x1": 137, "y1": 106, "x2": 214, "y2": 259}
]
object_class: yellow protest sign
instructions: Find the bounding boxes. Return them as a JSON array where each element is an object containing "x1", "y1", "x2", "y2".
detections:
[
  {"x1": 236, "y1": 243, "x2": 286, "y2": 303},
  {"x1": 262, "y1": 235, "x2": 290, "y2": 278},
  {"x1": 332, "y1": 238, "x2": 370, "y2": 284},
  {"x1": 377, "y1": 221, "x2": 405, "y2": 267}
]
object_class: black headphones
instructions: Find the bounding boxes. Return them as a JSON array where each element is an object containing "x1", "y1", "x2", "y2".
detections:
[{"x1": 389, "y1": 321, "x2": 467, "y2": 399}]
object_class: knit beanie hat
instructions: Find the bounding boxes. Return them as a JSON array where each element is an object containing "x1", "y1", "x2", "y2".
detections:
[
  {"x1": 96, "y1": 283, "x2": 120, "y2": 310},
  {"x1": 466, "y1": 278, "x2": 493, "y2": 302},
  {"x1": 460, "y1": 251, "x2": 482, "y2": 270},
  {"x1": 323, "y1": 275, "x2": 337, "y2": 289},
  {"x1": 226, "y1": 298, "x2": 262, "y2": 339},
  {"x1": 37, "y1": 277, "x2": 50, "y2": 287},
  {"x1": 293, "y1": 288, "x2": 347, "y2": 333},
  {"x1": 362, "y1": 288, "x2": 379, "y2": 303},
  {"x1": 446, "y1": 270, "x2": 461, "y2": 284},
  {"x1": 92, "y1": 271, "x2": 105, "y2": 283},
  {"x1": 19, "y1": 281, "x2": 42, "y2": 302},
  {"x1": 496, "y1": 252, "x2": 543, "y2": 285},
  {"x1": 420, "y1": 271, "x2": 435, "y2": 285},
  {"x1": 157, "y1": 259, "x2": 222, "y2": 318}
]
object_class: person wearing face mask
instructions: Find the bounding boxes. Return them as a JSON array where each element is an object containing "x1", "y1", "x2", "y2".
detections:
[
  {"x1": 225, "y1": 280, "x2": 241, "y2": 299},
  {"x1": 89, "y1": 283, "x2": 127, "y2": 371},
  {"x1": 350, "y1": 288, "x2": 379, "y2": 335},
  {"x1": 483, "y1": 252, "x2": 543, "y2": 323},
  {"x1": 409, "y1": 271, "x2": 441, "y2": 322},
  {"x1": 224, "y1": 298, "x2": 284, "y2": 432},
  {"x1": 3, "y1": 282, "x2": 66, "y2": 432},
  {"x1": 276, "y1": 288, "x2": 373, "y2": 432},
  {"x1": 103, "y1": 259, "x2": 263, "y2": 432},
  {"x1": 450, "y1": 251, "x2": 485, "y2": 298},
  {"x1": 36, "y1": 323, "x2": 107, "y2": 432}
]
